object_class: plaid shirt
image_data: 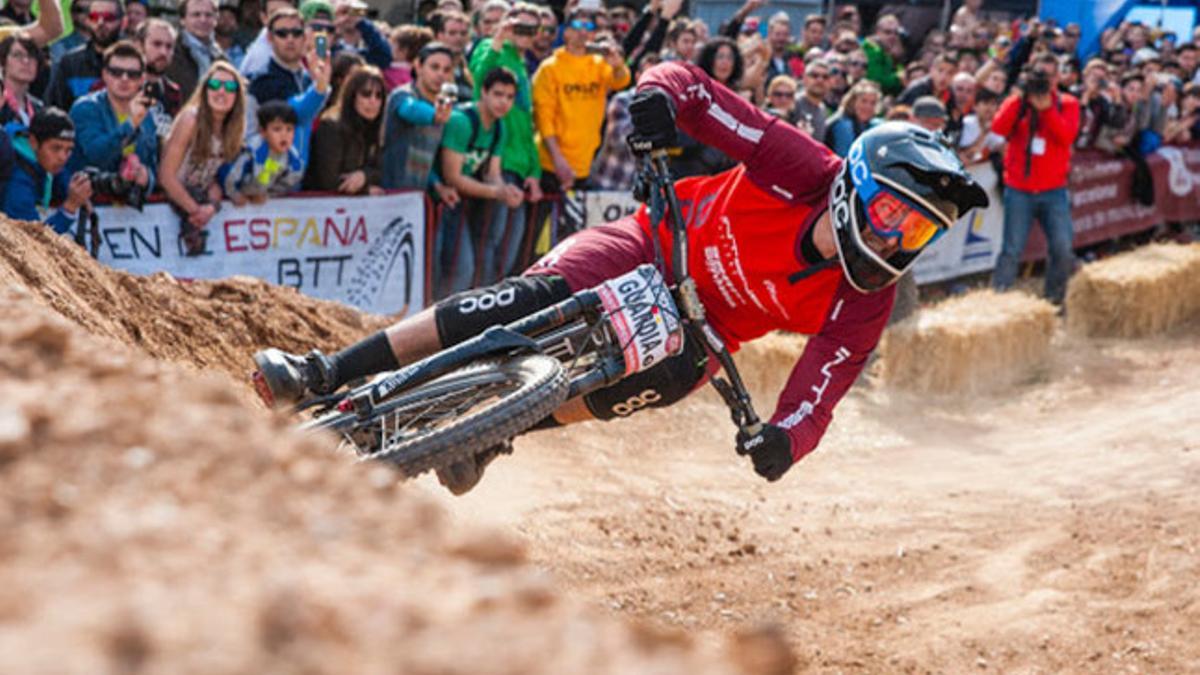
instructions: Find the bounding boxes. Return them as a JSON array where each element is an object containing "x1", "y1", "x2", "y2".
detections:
[{"x1": 589, "y1": 90, "x2": 638, "y2": 190}]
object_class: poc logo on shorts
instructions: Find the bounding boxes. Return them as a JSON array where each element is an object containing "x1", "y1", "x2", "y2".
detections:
[
  {"x1": 458, "y1": 287, "x2": 516, "y2": 314},
  {"x1": 611, "y1": 389, "x2": 662, "y2": 417}
]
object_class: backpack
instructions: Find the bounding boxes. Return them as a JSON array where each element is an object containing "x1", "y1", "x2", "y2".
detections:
[{"x1": 459, "y1": 104, "x2": 502, "y2": 180}]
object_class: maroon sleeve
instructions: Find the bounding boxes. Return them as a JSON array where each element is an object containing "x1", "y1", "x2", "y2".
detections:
[
  {"x1": 768, "y1": 279, "x2": 896, "y2": 461},
  {"x1": 637, "y1": 61, "x2": 842, "y2": 206}
]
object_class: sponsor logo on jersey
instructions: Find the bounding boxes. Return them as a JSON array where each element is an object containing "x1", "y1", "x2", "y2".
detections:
[{"x1": 777, "y1": 346, "x2": 851, "y2": 430}]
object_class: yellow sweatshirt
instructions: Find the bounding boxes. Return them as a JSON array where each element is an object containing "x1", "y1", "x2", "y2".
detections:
[{"x1": 533, "y1": 47, "x2": 631, "y2": 179}]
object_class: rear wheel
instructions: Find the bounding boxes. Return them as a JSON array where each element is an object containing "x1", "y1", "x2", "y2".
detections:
[{"x1": 307, "y1": 355, "x2": 569, "y2": 478}]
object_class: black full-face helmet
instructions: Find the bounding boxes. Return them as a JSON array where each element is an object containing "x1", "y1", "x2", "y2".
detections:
[{"x1": 829, "y1": 121, "x2": 989, "y2": 292}]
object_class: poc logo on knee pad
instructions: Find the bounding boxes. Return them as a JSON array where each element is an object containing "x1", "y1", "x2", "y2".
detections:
[
  {"x1": 611, "y1": 389, "x2": 662, "y2": 417},
  {"x1": 458, "y1": 287, "x2": 516, "y2": 315}
]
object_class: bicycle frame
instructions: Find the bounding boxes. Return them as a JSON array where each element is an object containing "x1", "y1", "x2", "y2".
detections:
[{"x1": 323, "y1": 150, "x2": 763, "y2": 438}]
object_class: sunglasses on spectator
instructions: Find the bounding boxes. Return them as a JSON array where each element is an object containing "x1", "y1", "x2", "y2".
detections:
[
  {"x1": 89, "y1": 11, "x2": 121, "y2": 23},
  {"x1": 206, "y1": 78, "x2": 239, "y2": 92},
  {"x1": 273, "y1": 27, "x2": 305, "y2": 39},
  {"x1": 309, "y1": 22, "x2": 334, "y2": 33},
  {"x1": 104, "y1": 65, "x2": 143, "y2": 79},
  {"x1": 567, "y1": 19, "x2": 596, "y2": 31}
]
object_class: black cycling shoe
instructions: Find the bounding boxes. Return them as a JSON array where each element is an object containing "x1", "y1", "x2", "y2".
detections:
[
  {"x1": 435, "y1": 442, "x2": 514, "y2": 496},
  {"x1": 252, "y1": 348, "x2": 338, "y2": 408}
]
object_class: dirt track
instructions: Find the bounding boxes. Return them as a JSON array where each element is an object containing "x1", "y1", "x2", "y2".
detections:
[{"x1": 3, "y1": 217, "x2": 1199, "y2": 673}]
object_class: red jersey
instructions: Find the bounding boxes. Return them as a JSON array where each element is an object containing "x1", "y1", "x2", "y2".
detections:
[{"x1": 636, "y1": 62, "x2": 896, "y2": 461}]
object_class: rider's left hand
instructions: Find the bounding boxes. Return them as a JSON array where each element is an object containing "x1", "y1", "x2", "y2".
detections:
[{"x1": 736, "y1": 424, "x2": 794, "y2": 482}]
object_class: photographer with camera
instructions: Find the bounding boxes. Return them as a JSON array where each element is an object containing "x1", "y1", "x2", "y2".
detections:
[
  {"x1": 1075, "y1": 58, "x2": 1126, "y2": 152},
  {"x1": 67, "y1": 40, "x2": 158, "y2": 209},
  {"x1": 2, "y1": 107, "x2": 94, "y2": 235},
  {"x1": 990, "y1": 52, "x2": 1080, "y2": 306}
]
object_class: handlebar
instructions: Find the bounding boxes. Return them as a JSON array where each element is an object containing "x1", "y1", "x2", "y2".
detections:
[{"x1": 634, "y1": 150, "x2": 763, "y2": 437}]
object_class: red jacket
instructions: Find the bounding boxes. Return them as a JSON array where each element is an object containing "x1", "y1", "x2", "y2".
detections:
[
  {"x1": 991, "y1": 91, "x2": 1081, "y2": 192},
  {"x1": 637, "y1": 62, "x2": 895, "y2": 462}
]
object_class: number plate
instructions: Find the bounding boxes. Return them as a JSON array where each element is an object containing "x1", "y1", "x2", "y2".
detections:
[{"x1": 595, "y1": 265, "x2": 684, "y2": 375}]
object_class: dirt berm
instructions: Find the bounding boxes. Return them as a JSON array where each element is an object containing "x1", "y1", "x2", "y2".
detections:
[{"x1": 0, "y1": 217, "x2": 794, "y2": 674}]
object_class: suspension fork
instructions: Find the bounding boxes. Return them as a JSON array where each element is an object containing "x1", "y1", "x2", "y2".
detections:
[{"x1": 646, "y1": 150, "x2": 763, "y2": 435}]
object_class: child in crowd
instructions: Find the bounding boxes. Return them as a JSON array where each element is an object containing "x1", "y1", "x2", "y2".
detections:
[{"x1": 221, "y1": 101, "x2": 305, "y2": 203}]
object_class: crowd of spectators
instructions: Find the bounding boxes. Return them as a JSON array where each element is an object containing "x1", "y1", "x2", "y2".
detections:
[{"x1": 1, "y1": 0, "x2": 1199, "y2": 300}]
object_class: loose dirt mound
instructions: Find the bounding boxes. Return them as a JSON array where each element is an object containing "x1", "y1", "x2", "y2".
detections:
[
  {"x1": 0, "y1": 218, "x2": 387, "y2": 377},
  {"x1": 0, "y1": 220, "x2": 789, "y2": 674}
]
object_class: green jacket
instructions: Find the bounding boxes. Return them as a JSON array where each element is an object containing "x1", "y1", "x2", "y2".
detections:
[
  {"x1": 469, "y1": 38, "x2": 541, "y2": 180},
  {"x1": 862, "y1": 38, "x2": 903, "y2": 97}
]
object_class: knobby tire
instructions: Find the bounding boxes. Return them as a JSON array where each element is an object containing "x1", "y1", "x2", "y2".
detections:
[{"x1": 312, "y1": 355, "x2": 569, "y2": 478}]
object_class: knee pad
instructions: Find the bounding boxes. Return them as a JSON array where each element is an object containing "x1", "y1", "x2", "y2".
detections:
[{"x1": 434, "y1": 274, "x2": 572, "y2": 346}]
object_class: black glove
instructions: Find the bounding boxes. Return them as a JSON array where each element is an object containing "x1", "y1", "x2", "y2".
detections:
[
  {"x1": 736, "y1": 424, "x2": 795, "y2": 482},
  {"x1": 628, "y1": 88, "x2": 677, "y2": 154}
]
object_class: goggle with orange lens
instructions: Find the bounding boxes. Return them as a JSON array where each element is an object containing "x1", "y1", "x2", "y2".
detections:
[{"x1": 864, "y1": 191, "x2": 945, "y2": 252}]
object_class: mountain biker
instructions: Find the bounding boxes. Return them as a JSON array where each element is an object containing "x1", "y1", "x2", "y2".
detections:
[{"x1": 252, "y1": 61, "x2": 987, "y2": 495}]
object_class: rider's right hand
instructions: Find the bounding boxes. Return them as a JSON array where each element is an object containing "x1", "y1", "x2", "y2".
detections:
[{"x1": 628, "y1": 89, "x2": 677, "y2": 154}]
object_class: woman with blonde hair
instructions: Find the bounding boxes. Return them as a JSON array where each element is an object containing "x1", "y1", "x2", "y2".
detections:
[
  {"x1": 158, "y1": 60, "x2": 246, "y2": 253},
  {"x1": 823, "y1": 79, "x2": 881, "y2": 157}
]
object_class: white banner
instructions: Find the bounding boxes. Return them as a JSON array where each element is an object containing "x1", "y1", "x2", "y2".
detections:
[
  {"x1": 583, "y1": 190, "x2": 642, "y2": 226},
  {"x1": 911, "y1": 162, "x2": 1005, "y2": 285},
  {"x1": 579, "y1": 164, "x2": 1004, "y2": 286},
  {"x1": 94, "y1": 192, "x2": 426, "y2": 317}
]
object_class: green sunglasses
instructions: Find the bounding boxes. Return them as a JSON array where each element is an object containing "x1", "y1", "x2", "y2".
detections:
[{"x1": 206, "y1": 78, "x2": 239, "y2": 93}]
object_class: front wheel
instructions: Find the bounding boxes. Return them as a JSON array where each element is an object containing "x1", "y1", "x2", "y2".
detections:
[{"x1": 308, "y1": 355, "x2": 569, "y2": 478}]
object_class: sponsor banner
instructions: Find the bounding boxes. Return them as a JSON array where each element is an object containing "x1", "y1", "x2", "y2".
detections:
[
  {"x1": 94, "y1": 192, "x2": 426, "y2": 317},
  {"x1": 583, "y1": 190, "x2": 642, "y2": 226},
  {"x1": 1023, "y1": 145, "x2": 1200, "y2": 260}
]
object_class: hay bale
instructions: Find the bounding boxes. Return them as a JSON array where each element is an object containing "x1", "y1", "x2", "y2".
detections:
[
  {"x1": 878, "y1": 290, "x2": 1057, "y2": 394},
  {"x1": 1065, "y1": 243, "x2": 1200, "y2": 338}
]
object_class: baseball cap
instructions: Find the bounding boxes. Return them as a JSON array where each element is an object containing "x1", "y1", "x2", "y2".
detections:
[
  {"x1": 912, "y1": 96, "x2": 947, "y2": 120},
  {"x1": 299, "y1": 0, "x2": 334, "y2": 21},
  {"x1": 29, "y1": 107, "x2": 76, "y2": 142}
]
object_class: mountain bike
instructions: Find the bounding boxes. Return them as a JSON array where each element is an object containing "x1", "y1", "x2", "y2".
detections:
[{"x1": 295, "y1": 150, "x2": 764, "y2": 478}]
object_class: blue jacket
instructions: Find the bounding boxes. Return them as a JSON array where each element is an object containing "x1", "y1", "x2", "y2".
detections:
[
  {"x1": 332, "y1": 18, "x2": 393, "y2": 70},
  {"x1": 220, "y1": 133, "x2": 305, "y2": 197},
  {"x1": 67, "y1": 89, "x2": 160, "y2": 191},
  {"x1": 1, "y1": 130, "x2": 78, "y2": 235},
  {"x1": 247, "y1": 57, "x2": 328, "y2": 168},
  {"x1": 380, "y1": 84, "x2": 446, "y2": 190},
  {"x1": 823, "y1": 113, "x2": 878, "y2": 158},
  {"x1": 45, "y1": 43, "x2": 104, "y2": 111}
]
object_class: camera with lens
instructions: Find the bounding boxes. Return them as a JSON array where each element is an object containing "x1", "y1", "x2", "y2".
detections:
[
  {"x1": 1018, "y1": 66, "x2": 1051, "y2": 97},
  {"x1": 512, "y1": 22, "x2": 538, "y2": 37},
  {"x1": 82, "y1": 167, "x2": 147, "y2": 211}
]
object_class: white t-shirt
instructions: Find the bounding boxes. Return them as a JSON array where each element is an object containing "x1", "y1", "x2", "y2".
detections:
[{"x1": 958, "y1": 114, "x2": 1004, "y2": 150}]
